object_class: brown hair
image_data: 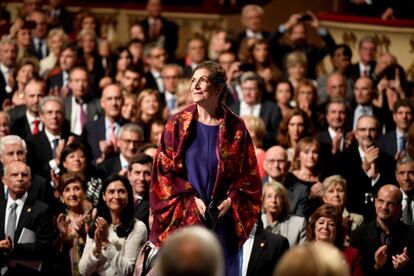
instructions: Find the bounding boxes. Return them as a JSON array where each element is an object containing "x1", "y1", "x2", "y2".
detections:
[
  {"x1": 306, "y1": 204, "x2": 345, "y2": 248},
  {"x1": 277, "y1": 109, "x2": 311, "y2": 147},
  {"x1": 292, "y1": 136, "x2": 321, "y2": 171},
  {"x1": 58, "y1": 172, "x2": 87, "y2": 195}
]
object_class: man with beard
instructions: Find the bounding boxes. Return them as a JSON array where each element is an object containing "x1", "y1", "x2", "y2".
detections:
[
  {"x1": 268, "y1": 11, "x2": 336, "y2": 79},
  {"x1": 337, "y1": 115, "x2": 396, "y2": 221},
  {"x1": 128, "y1": 153, "x2": 152, "y2": 231},
  {"x1": 377, "y1": 99, "x2": 413, "y2": 159},
  {"x1": 351, "y1": 185, "x2": 414, "y2": 275}
]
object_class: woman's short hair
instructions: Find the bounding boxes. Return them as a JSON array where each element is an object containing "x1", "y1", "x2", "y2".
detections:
[
  {"x1": 306, "y1": 204, "x2": 344, "y2": 248},
  {"x1": 295, "y1": 79, "x2": 318, "y2": 106},
  {"x1": 58, "y1": 172, "x2": 87, "y2": 195},
  {"x1": 47, "y1": 28, "x2": 68, "y2": 48},
  {"x1": 59, "y1": 141, "x2": 86, "y2": 171},
  {"x1": 193, "y1": 61, "x2": 229, "y2": 103},
  {"x1": 322, "y1": 175, "x2": 347, "y2": 195},
  {"x1": 285, "y1": 51, "x2": 308, "y2": 69},
  {"x1": 262, "y1": 181, "x2": 290, "y2": 218}
]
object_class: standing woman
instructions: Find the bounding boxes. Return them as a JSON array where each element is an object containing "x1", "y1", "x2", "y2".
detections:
[
  {"x1": 150, "y1": 61, "x2": 262, "y2": 275},
  {"x1": 79, "y1": 175, "x2": 147, "y2": 276}
]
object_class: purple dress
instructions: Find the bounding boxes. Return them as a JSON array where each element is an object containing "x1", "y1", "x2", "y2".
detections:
[{"x1": 185, "y1": 120, "x2": 240, "y2": 276}]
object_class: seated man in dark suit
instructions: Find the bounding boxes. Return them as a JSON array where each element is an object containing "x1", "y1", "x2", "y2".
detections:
[
  {"x1": 27, "y1": 95, "x2": 73, "y2": 179},
  {"x1": 338, "y1": 115, "x2": 396, "y2": 221},
  {"x1": 242, "y1": 224, "x2": 289, "y2": 276},
  {"x1": 140, "y1": 0, "x2": 178, "y2": 61},
  {"x1": 230, "y1": 71, "x2": 281, "y2": 149},
  {"x1": 346, "y1": 36, "x2": 377, "y2": 82},
  {"x1": 349, "y1": 76, "x2": 386, "y2": 132},
  {"x1": 237, "y1": 4, "x2": 270, "y2": 43},
  {"x1": 97, "y1": 123, "x2": 144, "y2": 179},
  {"x1": 317, "y1": 98, "x2": 349, "y2": 174},
  {"x1": 397, "y1": 157, "x2": 414, "y2": 226},
  {"x1": 64, "y1": 66, "x2": 101, "y2": 136},
  {"x1": 127, "y1": 153, "x2": 152, "y2": 231},
  {"x1": 182, "y1": 34, "x2": 207, "y2": 78},
  {"x1": 0, "y1": 161, "x2": 57, "y2": 275},
  {"x1": 262, "y1": 146, "x2": 290, "y2": 184},
  {"x1": 81, "y1": 84, "x2": 126, "y2": 165},
  {"x1": 0, "y1": 135, "x2": 55, "y2": 207},
  {"x1": 143, "y1": 42, "x2": 167, "y2": 93},
  {"x1": 10, "y1": 77, "x2": 46, "y2": 140},
  {"x1": 46, "y1": 42, "x2": 77, "y2": 93},
  {"x1": 377, "y1": 99, "x2": 413, "y2": 159},
  {"x1": 351, "y1": 185, "x2": 414, "y2": 275}
]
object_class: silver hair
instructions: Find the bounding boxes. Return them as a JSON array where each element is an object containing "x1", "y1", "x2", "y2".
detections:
[
  {"x1": 39, "y1": 95, "x2": 65, "y2": 115},
  {"x1": 0, "y1": 135, "x2": 27, "y2": 156},
  {"x1": 118, "y1": 123, "x2": 144, "y2": 140}
]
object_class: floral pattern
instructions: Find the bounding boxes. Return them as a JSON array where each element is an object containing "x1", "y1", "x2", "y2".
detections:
[{"x1": 149, "y1": 103, "x2": 262, "y2": 249}]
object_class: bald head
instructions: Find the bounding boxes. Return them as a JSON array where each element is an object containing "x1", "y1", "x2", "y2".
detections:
[
  {"x1": 264, "y1": 146, "x2": 289, "y2": 181},
  {"x1": 375, "y1": 184, "x2": 402, "y2": 224},
  {"x1": 326, "y1": 73, "x2": 347, "y2": 99}
]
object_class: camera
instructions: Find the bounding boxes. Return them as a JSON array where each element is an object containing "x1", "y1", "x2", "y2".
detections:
[{"x1": 298, "y1": 13, "x2": 312, "y2": 22}]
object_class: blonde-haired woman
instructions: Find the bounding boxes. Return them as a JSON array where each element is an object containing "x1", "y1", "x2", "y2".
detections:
[
  {"x1": 285, "y1": 51, "x2": 308, "y2": 91},
  {"x1": 261, "y1": 181, "x2": 306, "y2": 246},
  {"x1": 39, "y1": 28, "x2": 68, "y2": 76},
  {"x1": 322, "y1": 175, "x2": 364, "y2": 232}
]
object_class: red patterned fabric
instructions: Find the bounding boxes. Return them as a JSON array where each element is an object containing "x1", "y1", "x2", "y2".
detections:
[{"x1": 149, "y1": 103, "x2": 262, "y2": 249}]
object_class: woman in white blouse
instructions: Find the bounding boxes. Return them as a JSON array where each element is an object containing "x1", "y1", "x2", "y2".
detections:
[{"x1": 79, "y1": 175, "x2": 147, "y2": 276}]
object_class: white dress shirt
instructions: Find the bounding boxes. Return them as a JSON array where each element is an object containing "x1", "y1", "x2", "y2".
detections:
[
  {"x1": 402, "y1": 189, "x2": 414, "y2": 222},
  {"x1": 246, "y1": 29, "x2": 263, "y2": 39},
  {"x1": 119, "y1": 154, "x2": 129, "y2": 170},
  {"x1": 0, "y1": 63, "x2": 12, "y2": 93},
  {"x1": 241, "y1": 224, "x2": 257, "y2": 276},
  {"x1": 328, "y1": 127, "x2": 344, "y2": 152},
  {"x1": 26, "y1": 110, "x2": 43, "y2": 134},
  {"x1": 70, "y1": 96, "x2": 87, "y2": 136},
  {"x1": 104, "y1": 117, "x2": 120, "y2": 141},
  {"x1": 151, "y1": 70, "x2": 164, "y2": 92},
  {"x1": 396, "y1": 128, "x2": 406, "y2": 152},
  {"x1": 32, "y1": 37, "x2": 48, "y2": 58},
  {"x1": 240, "y1": 101, "x2": 261, "y2": 117}
]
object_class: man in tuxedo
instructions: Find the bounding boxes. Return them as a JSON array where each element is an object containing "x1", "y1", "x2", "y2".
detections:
[
  {"x1": 46, "y1": 42, "x2": 77, "y2": 93},
  {"x1": 27, "y1": 10, "x2": 49, "y2": 60},
  {"x1": 140, "y1": 0, "x2": 178, "y2": 60},
  {"x1": 377, "y1": 99, "x2": 413, "y2": 158},
  {"x1": 10, "y1": 77, "x2": 46, "y2": 140},
  {"x1": 0, "y1": 36, "x2": 17, "y2": 108},
  {"x1": 237, "y1": 4, "x2": 270, "y2": 43},
  {"x1": 128, "y1": 153, "x2": 152, "y2": 230},
  {"x1": 347, "y1": 36, "x2": 377, "y2": 81},
  {"x1": 120, "y1": 65, "x2": 143, "y2": 95},
  {"x1": 144, "y1": 43, "x2": 167, "y2": 93},
  {"x1": 28, "y1": 96, "x2": 72, "y2": 179},
  {"x1": 396, "y1": 157, "x2": 414, "y2": 226},
  {"x1": 230, "y1": 71, "x2": 281, "y2": 149},
  {"x1": 97, "y1": 123, "x2": 144, "y2": 179},
  {"x1": 351, "y1": 185, "x2": 414, "y2": 275},
  {"x1": 182, "y1": 35, "x2": 207, "y2": 78},
  {"x1": 160, "y1": 63, "x2": 182, "y2": 113},
  {"x1": 268, "y1": 11, "x2": 336, "y2": 79},
  {"x1": 82, "y1": 84, "x2": 125, "y2": 165},
  {"x1": 64, "y1": 67, "x2": 101, "y2": 136},
  {"x1": 0, "y1": 160, "x2": 57, "y2": 275},
  {"x1": 243, "y1": 224, "x2": 289, "y2": 276},
  {"x1": 350, "y1": 77, "x2": 385, "y2": 131},
  {"x1": 0, "y1": 135, "x2": 55, "y2": 207},
  {"x1": 338, "y1": 115, "x2": 396, "y2": 221}
]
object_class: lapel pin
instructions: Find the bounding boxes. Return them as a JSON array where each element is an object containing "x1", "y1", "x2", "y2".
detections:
[
  {"x1": 260, "y1": 242, "x2": 265, "y2": 247},
  {"x1": 27, "y1": 208, "x2": 32, "y2": 213}
]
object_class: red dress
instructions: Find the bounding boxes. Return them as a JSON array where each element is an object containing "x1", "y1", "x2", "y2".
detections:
[{"x1": 342, "y1": 246, "x2": 364, "y2": 276}]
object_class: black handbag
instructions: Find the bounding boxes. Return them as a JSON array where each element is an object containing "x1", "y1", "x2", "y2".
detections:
[{"x1": 204, "y1": 199, "x2": 221, "y2": 230}]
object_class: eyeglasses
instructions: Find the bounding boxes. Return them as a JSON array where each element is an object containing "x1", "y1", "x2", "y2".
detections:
[
  {"x1": 265, "y1": 159, "x2": 287, "y2": 165},
  {"x1": 120, "y1": 138, "x2": 141, "y2": 145}
]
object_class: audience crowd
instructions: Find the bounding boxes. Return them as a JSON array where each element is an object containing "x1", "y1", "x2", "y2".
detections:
[{"x1": 0, "y1": 0, "x2": 413, "y2": 275}]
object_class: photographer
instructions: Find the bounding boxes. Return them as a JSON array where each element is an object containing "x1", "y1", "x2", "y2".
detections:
[{"x1": 269, "y1": 11, "x2": 336, "y2": 79}]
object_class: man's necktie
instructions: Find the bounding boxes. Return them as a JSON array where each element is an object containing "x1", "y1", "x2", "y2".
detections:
[
  {"x1": 6, "y1": 203, "x2": 18, "y2": 242},
  {"x1": 37, "y1": 40, "x2": 44, "y2": 60},
  {"x1": 400, "y1": 135, "x2": 407, "y2": 152},
  {"x1": 52, "y1": 138, "x2": 60, "y2": 158},
  {"x1": 32, "y1": 119, "x2": 40, "y2": 135}
]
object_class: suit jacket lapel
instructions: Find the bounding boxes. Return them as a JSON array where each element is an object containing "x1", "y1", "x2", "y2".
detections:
[
  {"x1": 246, "y1": 228, "x2": 266, "y2": 275},
  {"x1": 98, "y1": 117, "x2": 106, "y2": 141},
  {"x1": 0, "y1": 201, "x2": 6, "y2": 240},
  {"x1": 14, "y1": 199, "x2": 33, "y2": 244}
]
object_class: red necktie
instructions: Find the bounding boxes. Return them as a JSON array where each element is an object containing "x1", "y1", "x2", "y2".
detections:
[{"x1": 33, "y1": 119, "x2": 40, "y2": 135}]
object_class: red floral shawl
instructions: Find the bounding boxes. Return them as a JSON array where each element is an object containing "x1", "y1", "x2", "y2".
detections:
[{"x1": 149, "y1": 103, "x2": 262, "y2": 249}]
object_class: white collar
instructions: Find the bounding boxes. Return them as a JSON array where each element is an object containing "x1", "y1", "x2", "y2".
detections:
[
  {"x1": 26, "y1": 110, "x2": 39, "y2": 124},
  {"x1": 357, "y1": 146, "x2": 365, "y2": 160},
  {"x1": 119, "y1": 154, "x2": 129, "y2": 169},
  {"x1": 396, "y1": 128, "x2": 405, "y2": 139},
  {"x1": 246, "y1": 29, "x2": 263, "y2": 39},
  {"x1": 44, "y1": 129, "x2": 60, "y2": 143},
  {"x1": 7, "y1": 192, "x2": 28, "y2": 209},
  {"x1": 0, "y1": 63, "x2": 10, "y2": 74}
]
